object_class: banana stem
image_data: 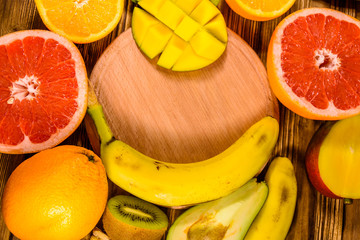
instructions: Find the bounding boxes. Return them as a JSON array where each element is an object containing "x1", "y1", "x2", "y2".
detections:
[
  {"x1": 87, "y1": 84, "x2": 114, "y2": 144},
  {"x1": 344, "y1": 198, "x2": 353, "y2": 205}
]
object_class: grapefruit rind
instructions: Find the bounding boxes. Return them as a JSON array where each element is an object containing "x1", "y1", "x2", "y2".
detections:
[
  {"x1": 0, "y1": 30, "x2": 88, "y2": 154},
  {"x1": 34, "y1": 0, "x2": 124, "y2": 43},
  {"x1": 267, "y1": 8, "x2": 360, "y2": 120}
]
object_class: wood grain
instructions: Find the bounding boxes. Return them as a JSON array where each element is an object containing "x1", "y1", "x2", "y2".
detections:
[
  {"x1": 0, "y1": 0, "x2": 359, "y2": 240},
  {"x1": 89, "y1": 28, "x2": 279, "y2": 163}
]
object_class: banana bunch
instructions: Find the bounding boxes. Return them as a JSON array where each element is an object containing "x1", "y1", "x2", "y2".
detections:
[
  {"x1": 87, "y1": 86, "x2": 279, "y2": 207},
  {"x1": 245, "y1": 157, "x2": 297, "y2": 240}
]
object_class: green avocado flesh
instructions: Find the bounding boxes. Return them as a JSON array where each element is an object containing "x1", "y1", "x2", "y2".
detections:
[{"x1": 166, "y1": 179, "x2": 268, "y2": 240}]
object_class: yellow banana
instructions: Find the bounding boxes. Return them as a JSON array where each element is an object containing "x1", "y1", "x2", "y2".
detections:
[
  {"x1": 87, "y1": 86, "x2": 279, "y2": 207},
  {"x1": 245, "y1": 157, "x2": 297, "y2": 240}
]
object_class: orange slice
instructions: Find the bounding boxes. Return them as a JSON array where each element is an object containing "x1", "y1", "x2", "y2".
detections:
[
  {"x1": 34, "y1": 0, "x2": 124, "y2": 43},
  {"x1": 225, "y1": 0, "x2": 296, "y2": 21},
  {"x1": 0, "y1": 30, "x2": 88, "y2": 154},
  {"x1": 267, "y1": 8, "x2": 360, "y2": 120}
]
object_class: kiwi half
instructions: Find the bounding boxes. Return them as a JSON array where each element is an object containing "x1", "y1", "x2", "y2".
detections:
[{"x1": 102, "y1": 195, "x2": 169, "y2": 240}]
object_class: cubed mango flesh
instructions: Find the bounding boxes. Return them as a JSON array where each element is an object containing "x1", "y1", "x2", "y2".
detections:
[
  {"x1": 157, "y1": 34, "x2": 188, "y2": 69},
  {"x1": 132, "y1": 0, "x2": 228, "y2": 71},
  {"x1": 157, "y1": 0, "x2": 186, "y2": 30},
  {"x1": 132, "y1": 7, "x2": 160, "y2": 46},
  {"x1": 204, "y1": 14, "x2": 228, "y2": 43},
  {"x1": 173, "y1": 0, "x2": 202, "y2": 15},
  {"x1": 190, "y1": 30, "x2": 226, "y2": 61},
  {"x1": 174, "y1": 16, "x2": 201, "y2": 42},
  {"x1": 137, "y1": 0, "x2": 166, "y2": 16},
  {"x1": 189, "y1": 0, "x2": 219, "y2": 25},
  {"x1": 140, "y1": 23, "x2": 173, "y2": 59},
  {"x1": 172, "y1": 45, "x2": 213, "y2": 71}
]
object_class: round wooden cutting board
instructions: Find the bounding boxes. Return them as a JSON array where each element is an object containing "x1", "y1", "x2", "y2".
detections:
[{"x1": 88, "y1": 28, "x2": 279, "y2": 163}]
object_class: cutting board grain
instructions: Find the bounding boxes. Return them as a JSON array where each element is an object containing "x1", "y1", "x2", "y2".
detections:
[
  {"x1": 1, "y1": 0, "x2": 360, "y2": 240},
  {"x1": 89, "y1": 28, "x2": 279, "y2": 163}
]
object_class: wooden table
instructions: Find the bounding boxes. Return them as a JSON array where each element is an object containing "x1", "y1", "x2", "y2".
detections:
[{"x1": 1, "y1": 0, "x2": 360, "y2": 239}]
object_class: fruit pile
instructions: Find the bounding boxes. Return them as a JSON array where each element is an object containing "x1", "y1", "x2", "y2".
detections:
[{"x1": 1, "y1": 0, "x2": 360, "y2": 240}]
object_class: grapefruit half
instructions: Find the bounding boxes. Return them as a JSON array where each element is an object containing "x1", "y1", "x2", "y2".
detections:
[
  {"x1": 0, "y1": 30, "x2": 88, "y2": 154},
  {"x1": 267, "y1": 8, "x2": 360, "y2": 120}
]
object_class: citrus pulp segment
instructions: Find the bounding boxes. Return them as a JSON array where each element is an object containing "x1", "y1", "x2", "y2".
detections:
[
  {"x1": 267, "y1": 8, "x2": 360, "y2": 120},
  {"x1": 225, "y1": 0, "x2": 296, "y2": 21},
  {"x1": 0, "y1": 30, "x2": 88, "y2": 154},
  {"x1": 34, "y1": 0, "x2": 124, "y2": 43},
  {"x1": 131, "y1": 0, "x2": 228, "y2": 71}
]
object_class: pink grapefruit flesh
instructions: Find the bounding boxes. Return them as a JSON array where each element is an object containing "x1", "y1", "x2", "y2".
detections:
[
  {"x1": 268, "y1": 8, "x2": 360, "y2": 120},
  {"x1": 0, "y1": 30, "x2": 87, "y2": 154}
]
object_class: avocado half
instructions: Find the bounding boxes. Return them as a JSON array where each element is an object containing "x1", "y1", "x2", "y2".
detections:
[{"x1": 166, "y1": 179, "x2": 268, "y2": 240}]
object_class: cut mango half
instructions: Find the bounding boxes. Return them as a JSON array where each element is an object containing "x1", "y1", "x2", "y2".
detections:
[
  {"x1": 131, "y1": 0, "x2": 228, "y2": 71},
  {"x1": 318, "y1": 115, "x2": 360, "y2": 199}
]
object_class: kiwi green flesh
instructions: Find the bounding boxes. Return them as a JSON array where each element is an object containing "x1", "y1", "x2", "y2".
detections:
[{"x1": 107, "y1": 195, "x2": 168, "y2": 230}]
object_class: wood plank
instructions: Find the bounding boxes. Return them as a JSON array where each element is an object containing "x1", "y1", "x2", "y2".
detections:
[
  {"x1": 311, "y1": 0, "x2": 330, "y2": 8},
  {"x1": 0, "y1": 0, "x2": 42, "y2": 36},
  {"x1": 343, "y1": 200, "x2": 360, "y2": 240},
  {"x1": 0, "y1": 1, "x2": 359, "y2": 240},
  {"x1": 0, "y1": 154, "x2": 24, "y2": 240},
  {"x1": 221, "y1": 4, "x2": 262, "y2": 54}
]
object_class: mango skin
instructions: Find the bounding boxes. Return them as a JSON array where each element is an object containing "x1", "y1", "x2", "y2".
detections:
[
  {"x1": 306, "y1": 114, "x2": 360, "y2": 200},
  {"x1": 131, "y1": 0, "x2": 228, "y2": 71},
  {"x1": 305, "y1": 122, "x2": 340, "y2": 199}
]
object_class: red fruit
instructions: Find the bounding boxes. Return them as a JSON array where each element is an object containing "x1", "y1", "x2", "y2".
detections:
[{"x1": 305, "y1": 115, "x2": 360, "y2": 199}]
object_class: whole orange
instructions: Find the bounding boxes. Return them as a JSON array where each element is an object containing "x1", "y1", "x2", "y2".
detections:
[{"x1": 1, "y1": 145, "x2": 108, "y2": 240}]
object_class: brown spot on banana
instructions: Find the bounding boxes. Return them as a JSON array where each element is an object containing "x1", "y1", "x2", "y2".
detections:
[
  {"x1": 115, "y1": 155, "x2": 140, "y2": 171},
  {"x1": 257, "y1": 134, "x2": 268, "y2": 146},
  {"x1": 272, "y1": 185, "x2": 290, "y2": 223},
  {"x1": 153, "y1": 161, "x2": 173, "y2": 170},
  {"x1": 281, "y1": 186, "x2": 289, "y2": 204}
]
